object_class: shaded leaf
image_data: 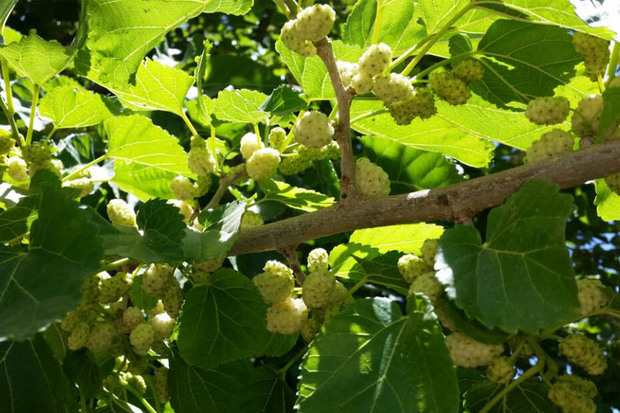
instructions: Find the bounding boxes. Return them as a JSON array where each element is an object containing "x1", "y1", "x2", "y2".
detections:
[
  {"x1": 357, "y1": 251, "x2": 411, "y2": 295},
  {"x1": 464, "y1": 379, "x2": 555, "y2": 413},
  {"x1": 260, "y1": 85, "x2": 307, "y2": 118}
]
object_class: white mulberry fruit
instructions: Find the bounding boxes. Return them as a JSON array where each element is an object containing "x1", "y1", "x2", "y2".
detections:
[
  {"x1": 246, "y1": 148, "x2": 280, "y2": 181},
  {"x1": 170, "y1": 176, "x2": 196, "y2": 201},
  {"x1": 358, "y1": 43, "x2": 392, "y2": 77},
  {"x1": 524, "y1": 129, "x2": 574, "y2": 164},
  {"x1": 7, "y1": 157, "x2": 29, "y2": 182},
  {"x1": 398, "y1": 254, "x2": 428, "y2": 283},
  {"x1": 107, "y1": 199, "x2": 137, "y2": 227},
  {"x1": 280, "y1": 20, "x2": 316, "y2": 57},
  {"x1": 524, "y1": 96, "x2": 570, "y2": 125},
  {"x1": 408, "y1": 272, "x2": 444, "y2": 303},
  {"x1": 267, "y1": 297, "x2": 307, "y2": 335},
  {"x1": 241, "y1": 210, "x2": 264, "y2": 229},
  {"x1": 573, "y1": 32, "x2": 610, "y2": 81},
  {"x1": 430, "y1": 71, "x2": 470, "y2": 105},
  {"x1": 302, "y1": 269, "x2": 337, "y2": 308},
  {"x1": 571, "y1": 94, "x2": 603, "y2": 139},
  {"x1": 293, "y1": 111, "x2": 334, "y2": 149},
  {"x1": 452, "y1": 59, "x2": 484, "y2": 83},
  {"x1": 577, "y1": 279, "x2": 609, "y2": 316},
  {"x1": 373, "y1": 73, "x2": 414, "y2": 104},
  {"x1": 486, "y1": 356, "x2": 515, "y2": 384},
  {"x1": 295, "y1": 4, "x2": 336, "y2": 42},
  {"x1": 253, "y1": 261, "x2": 294, "y2": 304},
  {"x1": 307, "y1": 248, "x2": 329, "y2": 273},
  {"x1": 355, "y1": 157, "x2": 390, "y2": 197},
  {"x1": 188, "y1": 146, "x2": 216, "y2": 176},
  {"x1": 149, "y1": 312, "x2": 176, "y2": 340},
  {"x1": 240, "y1": 132, "x2": 264, "y2": 159},
  {"x1": 445, "y1": 332, "x2": 504, "y2": 368},
  {"x1": 559, "y1": 334, "x2": 607, "y2": 375},
  {"x1": 130, "y1": 323, "x2": 155, "y2": 355}
]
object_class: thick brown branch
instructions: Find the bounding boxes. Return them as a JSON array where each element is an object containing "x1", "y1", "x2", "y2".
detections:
[
  {"x1": 229, "y1": 140, "x2": 620, "y2": 256},
  {"x1": 315, "y1": 38, "x2": 356, "y2": 200}
]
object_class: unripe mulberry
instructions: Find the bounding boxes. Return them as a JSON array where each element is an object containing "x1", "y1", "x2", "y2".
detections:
[
  {"x1": 408, "y1": 272, "x2": 444, "y2": 303},
  {"x1": 130, "y1": 323, "x2": 155, "y2": 355},
  {"x1": 294, "y1": 111, "x2": 334, "y2": 149},
  {"x1": 429, "y1": 71, "x2": 470, "y2": 105},
  {"x1": 194, "y1": 255, "x2": 226, "y2": 273},
  {"x1": 358, "y1": 43, "x2": 392, "y2": 77},
  {"x1": 355, "y1": 157, "x2": 390, "y2": 197},
  {"x1": 240, "y1": 132, "x2": 263, "y2": 159},
  {"x1": 280, "y1": 20, "x2": 316, "y2": 58},
  {"x1": 486, "y1": 357, "x2": 515, "y2": 384},
  {"x1": 338, "y1": 61, "x2": 358, "y2": 88},
  {"x1": 295, "y1": 4, "x2": 336, "y2": 42},
  {"x1": 150, "y1": 312, "x2": 176, "y2": 340},
  {"x1": 241, "y1": 210, "x2": 264, "y2": 229},
  {"x1": 571, "y1": 94, "x2": 603, "y2": 139},
  {"x1": 87, "y1": 322, "x2": 117, "y2": 353},
  {"x1": 577, "y1": 279, "x2": 609, "y2": 316},
  {"x1": 573, "y1": 32, "x2": 610, "y2": 81},
  {"x1": 142, "y1": 264, "x2": 172, "y2": 296},
  {"x1": 298, "y1": 145, "x2": 329, "y2": 161},
  {"x1": 253, "y1": 261, "x2": 294, "y2": 304},
  {"x1": 123, "y1": 307, "x2": 144, "y2": 334},
  {"x1": 155, "y1": 367, "x2": 169, "y2": 404},
  {"x1": 61, "y1": 310, "x2": 81, "y2": 332},
  {"x1": 68, "y1": 322, "x2": 90, "y2": 350},
  {"x1": 63, "y1": 178, "x2": 94, "y2": 198},
  {"x1": 307, "y1": 248, "x2": 329, "y2": 273},
  {"x1": 559, "y1": 334, "x2": 607, "y2": 375},
  {"x1": 524, "y1": 96, "x2": 570, "y2": 125},
  {"x1": 302, "y1": 269, "x2": 337, "y2": 308},
  {"x1": 605, "y1": 173, "x2": 620, "y2": 195},
  {"x1": 162, "y1": 276, "x2": 183, "y2": 318},
  {"x1": 268, "y1": 127, "x2": 287, "y2": 149},
  {"x1": 0, "y1": 135, "x2": 14, "y2": 155},
  {"x1": 388, "y1": 88, "x2": 437, "y2": 125},
  {"x1": 452, "y1": 59, "x2": 484, "y2": 83},
  {"x1": 445, "y1": 332, "x2": 504, "y2": 368},
  {"x1": 398, "y1": 255, "x2": 428, "y2": 283},
  {"x1": 267, "y1": 298, "x2": 307, "y2": 335},
  {"x1": 301, "y1": 316, "x2": 320, "y2": 342},
  {"x1": 279, "y1": 153, "x2": 312, "y2": 175},
  {"x1": 7, "y1": 157, "x2": 29, "y2": 182},
  {"x1": 373, "y1": 73, "x2": 414, "y2": 104},
  {"x1": 107, "y1": 199, "x2": 137, "y2": 227},
  {"x1": 421, "y1": 239, "x2": 439, "y2": 267},
  {"x1": 170, "y1": 176, "x2": 196, "y2": 201},
  {"x1": 188, "y1": 146, "x2": 216, "y2": 176},
  {"x1": 168, "y1": 199, "x2": 193, "y2": 222},
  {"x1": 123, "y1": 373, "x2": 147, "y2": 395},
  {"x1": 351, "y1": 71, "x2": 374, "y2": 95},
  {"x1": 524, "y1": 129, "x2": 574, "y2": 164},
  {"x1": 246, "y1": 148, "x2": 280, "y2": 181},
  {"x1": 548, "y1": 375, "x2": 597, "y2": 413},
  {"x1": 99, "y1": 272, "x2": 132, "y2": 304},
  {"x1": 22, "y1": 142, "x2": 52, "y2": 163},
  {"x1": 29, "y1": 159, "x2": 63, "y2": 178}
]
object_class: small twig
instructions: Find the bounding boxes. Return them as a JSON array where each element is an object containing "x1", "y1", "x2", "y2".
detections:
[
  {"x1": 205, "y1": 166, "x2": 248, "y2": 210},
  {"x1": 279, "y1": 245, "x2": 305, "y2": 284},
  {"x1": 315, "y1": 38, "x2": 356, "y2": 201}
]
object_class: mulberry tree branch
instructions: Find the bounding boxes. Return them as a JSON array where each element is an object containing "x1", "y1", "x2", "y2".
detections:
[
  {"x1": 229, "y1": 140, "x2": 620, "y2": 256},
  {"x1": 315, "y1": 38, "x2": 357, "y2": 201}
]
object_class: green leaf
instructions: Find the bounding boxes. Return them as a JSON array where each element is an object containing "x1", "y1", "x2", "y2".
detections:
[
  {"x1": 277, "y1": 40, "x2": 364, "y2": 101},
  {"x1": 0, "y1": 335, "x2": 73, "y2": 412},
  {"x1": 475, "y1": 20, "x2": 580, "y2": 106},
  {"x1": 177, "y1": 269, "x2": 273, "y2": 369},
  {"x1": 351, "y1": 100, "x2": 494, "y2": 167},
  {"x1": 0, "y1": 1, "x2": 18, "y2": 33},
  {"x1": 297, "y1": 298, "x2": 459, "y2": 413},
  {"x1": 240, "y1": 367, "x2": 295, "y2": 413},
  {"x1": 169, "y1": 353, "x2": 249, "y2": 413},
  {"x1": 63, "y1": 349, "x2": 107, "y2": 399},
  {"x1": 184, "y1": 201, "x2": 246, "y2": 262},
  {"x1": 110, "y1": 59, "x2": 195, "y2": 117},
  {"x1": 350, "y1": 223, "x2": 443, "y2": 254},
  {"x1": 39, "y1": 86, "x2": 114, "y2": 129},
  {"x1": 598, "y1": 87, "x2": 620, "y2": 140},
  {"x1": 79, "y1": 0, "x2": 253, "y2": 86},
  {"x1": 105, "y1": 115, "x2": 193, "y2": 199},
  {"x1": 260, "y1": 180, "x2": 334, "y2": 212},
  {"x1": 436, "y1": 180, "x2": 578, "y2": 334},
  {"x1": 594, "y1": 179, "x2": 620, "y2": 222},
  {"x1": 112, "y1": 162, "x2": 178, "y2": 201},
  {"x1": 464, "y1": 379, "x2": 555, "y2": 413},
  {"x1": 260, "y1": 85, "x2": 308, "y2": 118},
  {"x1": 342, "y1": 0, "x2": 425, "y2": 56},
  {"x1": 357, "y1": 251, "x2": 411, "y2": 295},
  {"x1": 212, "y1": 89, "x2": 269, "y2": 124},
  {"x1": 129, "y1": 276, "x2": 160, "y2": 310},
  {"x1": 0, "y1": 172, "x2": 103, "y2": 339},
  {"x1": 0, "y1": 31, "x2": 73, "y2": 85},
  {"x1": 441, "y1": 300, "x2": 510, "y2": 344},
  {"x1": 360, "y1": 135, "x2": 463, "y2": 193},
  {"x1": 0, "y1": 197, "x2": 36, "y2": 243},
  {"x1": 329, "y1": 242, "x2": 380, "y2": 283}
]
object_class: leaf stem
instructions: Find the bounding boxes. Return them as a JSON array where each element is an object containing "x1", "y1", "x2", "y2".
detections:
[
  {"x1": 25, "y1": 84, "x2": 41, "y2": 146},
  {"x1": 205, "y1": 166, "x2": 248, "y2": 210},
  {"x1": 45, "y1": 126, "x2": 58, "y2": 142},
  {"x1": 277, "y1": 342, "x2": 309, "y2": 380},
  {"x1": 181, "y1": 112, "x2": 200, "y2": 139},
  {"x1": 119, "y1": 378, "x2": 157, "y2": 413},
  {"x1": 62, "y1": 153, "x2": 107, "y2": 182},
  {"x1": 479, "y1": 357, "x2": 544, "y2": 413},
  {"x1": 605, "y1": 42, "x2": 619, "y2": 85},
  {"x1": 400, "y1": 3, "x2": 475, "y2": 76},
  {"x1": 348, "y1": 274, "x2": 370, "y2": 296},
  {"x1": 0, "y1": 59, "x2": 23, "y2": 146},
  {"x1": 101, "y1": 257, "x2": 131, "y2": 271},
  {"x1": 371, "y1": 0, "x2": 383, "y2": 45}
]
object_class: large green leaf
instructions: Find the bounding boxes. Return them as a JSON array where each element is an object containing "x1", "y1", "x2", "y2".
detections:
[
  {"x1": 79, "y1": 0, "x2": 253, "y2": 86},
  {"x1": 212, "y1": 89, "x2": 269, "y2": 124},
  {"x1": 183, "y1": 201, "x2": 246, "y2": 262},
  {"x1": 0, "y1": 335, "x2": 73, "y2": 413},
  {"x1": 277, "y1": 40, "x2": 364, "y2": 101},
  {"x1": 0, "y1": 197, "x2": 36, "y2": 243},
  {"x1": 594, "y1": 179, "x2": 620, "y2": 222},
  {"x1": 63, "y1": 349, "x2": 109, "y2": 399},
  {"x1": 350, "y1": 223, "x2": 443, "y2": 254},
  {"x1": 105, "y1": 115, "x2": 193, "y2": 199},
  {"x1": 177, "y1": 269, "x2": 274, "y2": 369},
  {"x1": 360, "y1": 136, "x2": 463, "y2": 193},
  {"x1": 342, "y1": 0, "x2": 425, "y2": 56},
  {"x1": 39, "y1": 86, "x2": 114, "y2": 129},
  {"x1": 260, "y1": 85, "x2": 308, "y2": 118},
  {"x1": 0, "y1": 173, "x2": 102, "y2": 340},
  {"x1": 260, "y1": 180, "x2": 334, "y2": 212},
  {"x1": 464, "y1": 379, "x2": 555, "y2": 413},
  {"x1": 0, "y1": 32, "x2": 73, "y2": 85},
  {"x1": 473, "y1": 20, "x2": 581, "y2": 106},
  {"x1": 436, "y1": 180, "x2": 578, "y2": 334},
  {"x1": 351, "y1": 100, "x2": 494, "y2": 167},
  {"x1": 239, "y1": 366, "x2": 295, "y2": 413},
  {"x1": 297, "y1": 298, "x2": 459, "y2": 413},
  {"x1": 110, "y1": 59, "x2": 195, "y2": 116}
]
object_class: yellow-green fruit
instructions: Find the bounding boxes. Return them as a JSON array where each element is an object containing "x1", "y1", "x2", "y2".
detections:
[
  {"x1": 355, "y1": 157, "x2": 390, "y2": 197},
  {"x1": 301, "y1": 316, "x2": 320, "y2": 342},
  {"x1": 195, "y1": 255, "x2": 226, "y2": 273},
  {"x1": 408, "y1": 272, "x2": 444, "y2": 303},
  {"x1": 524, "y1": 96, "x2": 570, "y2": 125},
  {"x1": 123, "y1": 373, "x2": 147, "y2": 394},
  {"x1": 246, "y1": 148, "x2": 280, "y2": 181},
  {"x1": 398, "y1": 254, "x2": 428, "y2": 283},
  {"x1": 295, "y1": 4, "x2": 336, "y2": 42},
  {"x1": 29, "y1": 159, "x2": 63, "y2": 178},
  {"x1": 241, "y1": 210, "x2": 264, "y2": 229},
  {"x1": 373, "y1": 73, "x2": 414, "y2": 104},
  {"x1": 240, "y1": 132, "x2": 264, "y2": 159},
  {"x1": 268, "y1": 127, "x2": 287, "y2": 149},
  {"x1": 122, "y1": 307, "x2": 144, "y2": 334},
  {"x1": 571, "y1": 95, "x2": 603, "y2": 138},
  {"x1": 155, "y1": 367, "x2": 169, "y2": 404},
  {"x1": 130, "y1": 323, "x2": 155, "y2": 355},
  {"x1": 0, "y1": 135, "x2": 14, "y2": 155},
  {"x1": 293, "y1": 111, "x2": 334, "y2": 149},
  {"x1": 548, "y1": 375, "x2": 597, "y2": 413},
  {"x1": 307, "y1": 248, "x2": 329, "y2": 273},
  {"x1": 22, "y1": 142, "x2": 52, "y2": 163},
  {"x1": 162, "y1": 276, "x2": 183, "y2": 318},
  {"x1": 63, "y1": 178, "x2": 95, "y2": 198},
  {"x1": 421, "y1": 239, "x2": 439, "y2": 267},
  {"x1": 486, "y1": 357, "x2": 515, "y2": 384},
  {"x1": 141, "y1": 264, "x2": 172, "y2": 296},
  {"x1": 150, "y1": 312, "x2": 176, "y2": 340},
  {"x1": 253, "y1": 265, "x2": 294, "y2": 305},
  {"x1": 267, "y1": 298, "x2": 307, "y2": 335},
  {"x1": 99, "y1": 272, "x2": 132, "y2": 304},
  {"x1": 524, "y1": 129, "x2": 574, "y2": 164},
  {"x1": 279, "y1": 153, "x2": 312, "y2": 175},
  {"x1": 188, "y1": 146, "x2": 216, "y2": 176},
  {"x1": 7, "y1": 157, "x2": 29, "y2": 182},
  {"x1": 572, "y1": 31, "x2": 610, "y2": 81},
  {"x1": 280, "y1": 20, "x2": 316, "y2": 58},
  {"x1": 68, "y1": 322, "x2": 90, "y2": 350},
  {"x1": 429, "y1": 71, "x2": 470, "y2": 105},
  {"x1": 87, "y1": 322, "x2": 117, "y2": 354},
  {"x1": 445, "y1": 332, "x2": 504, "y2": 368},
  {"x1": 302, "y1": 269, "x2": 337, "y2": 309},
  {"x1": 61, "y1": 310, "x2": 81, "y2": 332},
  {"x1": 452, "y1": 59, "x2": 484, "y2": 83},
  {"x1": 107, "y1": 199, "x2": 137, "y2": 227},
  {"x1": 358, "y1": 43, "x2": 392, "y2": 77},
  {"x1": 559, "y1": 334, "x2": 607, "y2": 375},
  {"x1": 168, "y1": 199, "x2": 193, "y2": 222},
  {"x1": 577, "y1": 279, "x2": 609, "y2": 316},
  {"x1": 170, "y1": 176, "x2": 196, "y2": 201}
]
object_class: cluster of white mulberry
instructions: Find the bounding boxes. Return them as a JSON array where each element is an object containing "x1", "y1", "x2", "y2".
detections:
[
  {"x1": 170, "y1": 136, "x2": 215, "y2": 204},
  {"x1": 253, "y1": 249, "x2": 352, "y2": 341},
  {"x1": 280, "y1": 4, "x2": 336, "y2": 57},
  {"x1": 572, "y1": 32, "x2": 610, "y2": 81}
]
